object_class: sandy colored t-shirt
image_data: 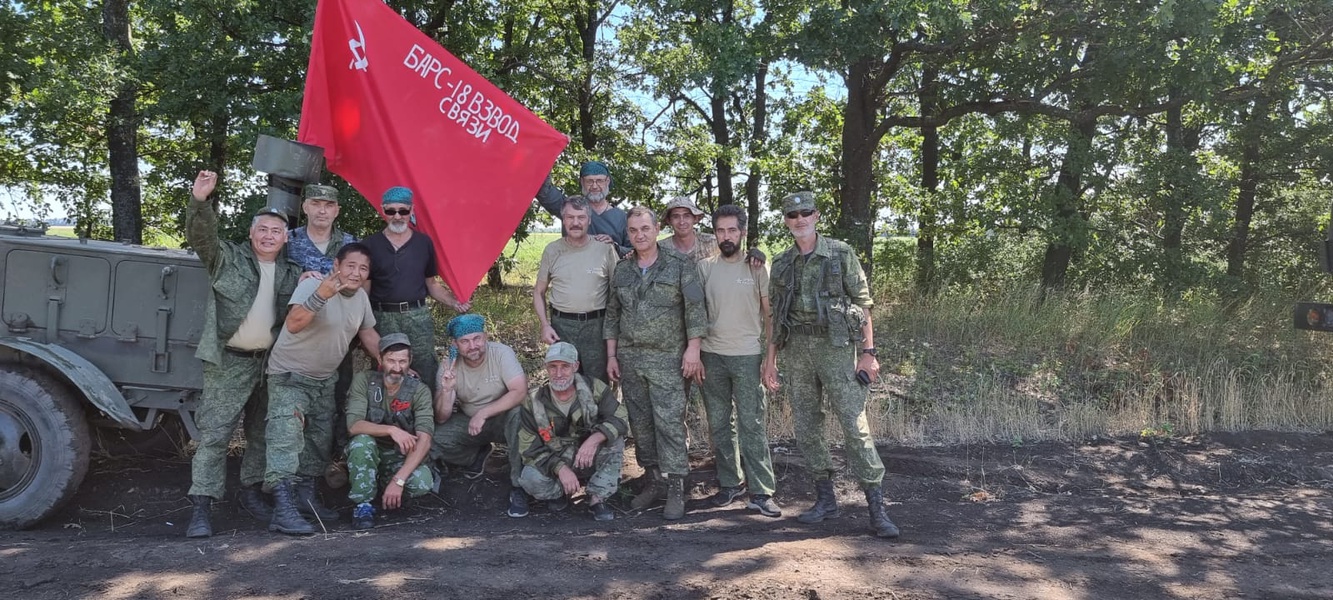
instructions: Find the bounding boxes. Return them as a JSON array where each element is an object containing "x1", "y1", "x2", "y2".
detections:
[
  {"x1": 453, "y1": 341, "x2": 524, "y2": 416},
  {"x1": 227, "y1": 260, "x2": 277, "y2": 350},
  {"x1": 536, "y1": 238, "x2": 620, "y2": 313},
  {"x1": 267, "y1": 278, "x2": 376, "y2": 378},
  {"x1": 698, "y1": 255, "x2": 769, "y2": 356}
]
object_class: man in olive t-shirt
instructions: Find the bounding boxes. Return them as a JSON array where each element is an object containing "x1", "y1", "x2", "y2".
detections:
[{"x1": 533, "y1": 196, "x2": 620, "y2": 382}]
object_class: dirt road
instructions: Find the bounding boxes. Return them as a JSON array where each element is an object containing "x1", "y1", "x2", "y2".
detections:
[{"x1": 3, "y1": 431, "x2": 1331, "y2": 599}]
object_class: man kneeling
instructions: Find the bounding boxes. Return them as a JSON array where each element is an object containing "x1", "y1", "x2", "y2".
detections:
[
  {"x1": 345, "y1": 334, "x2": 435, "y2": 529},
  {"x1": 513, "y1": 342, "x2": 629, "y2": 521}
]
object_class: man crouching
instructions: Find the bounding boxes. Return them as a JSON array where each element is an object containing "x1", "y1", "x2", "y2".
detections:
[
  {"x1": 344, "y1": 333, "x2": 436, "y2": 530},
  {"x1": 513, "y1": 342, "x2": 629, "y2": 521}
]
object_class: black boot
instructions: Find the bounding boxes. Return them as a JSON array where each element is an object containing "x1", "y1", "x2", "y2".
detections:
[
  {"x1": 797, "y1": 478, "x2": 840, "y2": 524},
  {"x1": 269, "y1": 479, "x2": 316, "y2": 535},
  {"x1": 295, "y1": 476, "x2": 340, "y2": 522},
  {"x1": 865, "y1": 486, "x2": 900, "y2": 538},
  {"x1": 236, "y1": 484, "x2": 273, "y2": 522},
  {"x1": 185, "y1": 495, "x2": 213, "y2": 538}
]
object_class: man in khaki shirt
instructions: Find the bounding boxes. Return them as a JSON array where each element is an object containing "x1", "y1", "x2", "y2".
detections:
[
  {"x1": 533, "y1": 196, "x2": 620, "y2": 382},
  {"x1": 697, "y1": 205, "x2": 781, "y2": 518}
]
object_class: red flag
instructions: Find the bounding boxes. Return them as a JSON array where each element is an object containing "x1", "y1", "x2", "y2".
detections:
[{"x1": 298, "y1": 0, "x2": 568, "y2": 301}]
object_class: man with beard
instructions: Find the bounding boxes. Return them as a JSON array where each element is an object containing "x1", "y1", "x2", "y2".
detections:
[
  {"x1": 263, "y1": 242, "x2": 382, "y2": 535},
  {"x1": 536, "y1": 160, "x2": 629, "y2": 255},
  {"x1": 762, "y1": 191, "x2": 899, "y2": 539},
  {"x1": 605, "y1": 206, "x2": 708, "y2": 520},
  {"x1": 184, "y1": 170, "x2": 302, "y2": 539},
  {"x1": 532, "y1": 195, "x2": 620, "y2": 382},
  {"x1": 344, "y1": 333, "x2": 435, "y2": 530},
  {"x1": 430, "y1": 315, "x2": 528, "y2": 515},
  {"x1": 697, "y1": 204, "x2": 781, "y2": 517},
  {"x1": 513, "y1": 342, "x2": 629, "y2": 521},
  {"x1": 363, "y1": 186, "x2": 469, "y2": 393}
]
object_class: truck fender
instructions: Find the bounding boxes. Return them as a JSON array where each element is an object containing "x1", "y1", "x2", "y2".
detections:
[{"x1": 0, "y1": 338, "x2": 142, "y2": 430}]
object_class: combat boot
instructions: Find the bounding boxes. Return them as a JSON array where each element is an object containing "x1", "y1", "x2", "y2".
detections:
[
  {"x1": 663, "y1": 475, "x2": 686, "y2": 521},
  {"x1": 236, "y1": 484, "x2": 273, "y2": 521},
  {"x1": 295, "y1": 476, "x2": 340, "y2": 522},
  {"x1": 185, "y1": 495, "x2": 212, "y2": 538},
  {"x1": 630, "y1": 468, "x2": 664, "y2": 510},
  {"x1": 269, "y1": 479, "x2": 317, "y2": 535},
  {"x1": 865, "y1": 486, "x2": 901, "y2": 538},
  {"x1": 797, "y1": 478, "x2": 840, "y2": 524}
]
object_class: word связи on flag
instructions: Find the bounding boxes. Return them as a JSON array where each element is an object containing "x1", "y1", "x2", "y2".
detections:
[{"x1": 299, "y1": 0, "x2": 568, "y2": 301}]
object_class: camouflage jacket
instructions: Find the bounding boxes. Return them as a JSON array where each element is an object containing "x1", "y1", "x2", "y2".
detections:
[
  {"x1": 515, "y1": 375, "x2": 628, "y2": 478},
  {"x1": 657, "y1": 232, "x2": 718, "y2": 263},
  {"x1": 344, "y1": 371, "x2": 434, "y2": 446},
  {"x1": 603, "y1": 248, "x2": 708, "y2": 353},
  {"x1": 287, "y1": 226, "x2": 355, "y2": 275},
  {"x1": 770, "y1": 234, "x2": 873, "y2": 349},
  {"x1": 185, "y1": 200, "x2": 301, "y2": 365}
]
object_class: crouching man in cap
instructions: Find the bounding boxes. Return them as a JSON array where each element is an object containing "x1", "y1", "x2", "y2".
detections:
[
  {"x1": 513, "y1": 342, "x2": 629, "y2": 521},
  {"x1": 344, "y1": 333, "x2": 435, "y2": 530}
]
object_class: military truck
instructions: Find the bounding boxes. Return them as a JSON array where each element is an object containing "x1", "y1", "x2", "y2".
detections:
[{"x1": 0, "y1": 222, "x2": 208, "y2": 528}]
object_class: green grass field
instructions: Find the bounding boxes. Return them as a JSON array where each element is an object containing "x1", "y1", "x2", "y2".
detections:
[{"x1": 46, "y1": 225, "x2": 184, "y2": 248}]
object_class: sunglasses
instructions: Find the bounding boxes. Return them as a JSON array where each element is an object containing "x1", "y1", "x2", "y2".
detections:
[
  {"x1": 384, "y1": 208, "x2": 412, "y2": 216},
  {"x1": 785, "y1": 209, "x2": 815, "y2": 220}
]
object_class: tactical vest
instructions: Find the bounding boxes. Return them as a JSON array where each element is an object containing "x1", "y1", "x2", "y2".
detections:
[
  {"x1": 364, "y1": 373, "x2": 422, "y2": 435},
  {"x1": 770, "y1": 241, "x2": 866, "y2": 349},
  {"x1": 530, "y1": 375, "x2": 604, "y2": 445}
]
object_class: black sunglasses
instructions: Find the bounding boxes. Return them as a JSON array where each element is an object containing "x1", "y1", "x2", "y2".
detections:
[
  {"x1": 785, "y1": 209, "x2": 815, "y2": 220},
  {"x1": 384, "y1": 208, "x2": 411, "y2": 216}
]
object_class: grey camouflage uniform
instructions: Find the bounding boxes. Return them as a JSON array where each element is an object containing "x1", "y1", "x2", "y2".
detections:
[
  {"x1": 604, "y1": 248, "x2": 708, "y2": 477},
  {"x1": 185, "y1": 200, "x2": 300, "y2": 500}
]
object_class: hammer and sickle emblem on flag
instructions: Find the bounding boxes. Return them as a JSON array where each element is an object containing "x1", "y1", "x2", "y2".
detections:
[{"x1": 348, "y1": 21, "x2": 368, "y2": 71}]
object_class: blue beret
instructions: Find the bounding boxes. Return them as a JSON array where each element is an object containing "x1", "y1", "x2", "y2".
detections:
[
  {"x1": 382, "y1": 186, "x2": 414, "y2": 205},
  {"x1": 579, "y1": 161, "x2": 610, "y2": 178},
  {"x1": 447, "y1": 314, "x2": 486, "y2": 338}
]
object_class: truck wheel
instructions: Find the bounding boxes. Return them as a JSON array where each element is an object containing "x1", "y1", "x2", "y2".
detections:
[{"x1": 0, "y1": 366, "x2": 91, "y2": 529}]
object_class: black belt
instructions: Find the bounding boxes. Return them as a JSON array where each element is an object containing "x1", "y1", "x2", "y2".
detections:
[
  {"x1": 551, "y1": 308, "x2": 606, "y2": 321},
  {"x1": 373, "y1": 299, "x2": 427, "y2": 312},
  {"x1": 788, "y1": 324, "x2": 828, "y2": 335},
  {"x1": 224, "y1": 346, "x2": 268, "y2": 358}
]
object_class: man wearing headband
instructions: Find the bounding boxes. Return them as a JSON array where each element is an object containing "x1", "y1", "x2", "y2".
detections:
[
  {"x1": 262, "y1": 242, "x2": 382, "y2": 535},
  {"x1": 344, "y1": 333, "x2": 435, "y2": 530},
  {"x1": 536, "y1": 160, "x2": 630, "y2": 256},
  {"x1": 183, "y1": 170, "x2": 302, "y2": 539},
  {"x1": 763, "y1": 191, "x2": 899, "y2": 539},
  {"x1": 431, "y1": 314, "x2": 529, "y2": 514},
  {"x1": 512, "y1": 342, "x2": 629, "y2": 521},
  {"x1": 363, "y1": 186, "x2": 470, "y2": 393}
]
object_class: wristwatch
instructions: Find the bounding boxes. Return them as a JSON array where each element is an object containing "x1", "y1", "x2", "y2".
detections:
[
  {"x1": 859, "y1": 347, "x2": 878, "y2": 357},
  {"x1": 394, "y1": 477, "x2": 407, "y2": 487}
]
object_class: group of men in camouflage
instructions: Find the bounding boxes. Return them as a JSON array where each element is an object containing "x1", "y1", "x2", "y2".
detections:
[{"x1": 181, "y1": 159, "x2": 898, "y2": 540}]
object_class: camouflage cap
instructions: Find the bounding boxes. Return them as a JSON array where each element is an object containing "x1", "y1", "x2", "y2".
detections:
[
  {"x1": 253, "y1": 206, "x2": 288, "y2": 221},
  {"x1": 378, "y1": 332, "x2": 411, "y2": 354},
  {"x1": 303, "y1": 184, "x2": 339, "y2": 203},
  {"x1": 781, "y1": 191, "x2": 816, "y2": 214},
  {"x1": 662, "y1": 196, "x2": 704, "y2": 219},
  {"x1": 544, "y1": 341, "x2": 579, "y2": 365}
]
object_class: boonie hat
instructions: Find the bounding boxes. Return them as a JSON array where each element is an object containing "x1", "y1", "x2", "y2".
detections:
[{"x1": 663, "y1": 196, "x2": 704, "y2": 219}]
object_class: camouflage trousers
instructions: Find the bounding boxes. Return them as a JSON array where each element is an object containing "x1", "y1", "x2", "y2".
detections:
[
  {"x1": 188, "y1": 352, "x2": 269, "y2": 499},
  {"x1": 263, "y1": 371, "x2": 337, "y2": 488},
  {"x1": 431, "y1": 408, "x2": 521, "y2": 486},
  {"x1": 700, "y1": 352, "x2": 776, "y2": 496},
  {"x1": 779, "y1": 333, "x2": 885, "y2": 488},
  {"x1": 345, "y1": 434, "x2": 433, "y2": 504},
  {"x1": 550, "y1": 314, "x2": 607, "y2": 383},
  {"x1": 373, "y1": 306, "x2": 438, "y2": 393},
  {"x1": 619, "y1": 348, "x2": 689, "y2": 477},
  {"x1": 516, "y1": 438, "x2": 625, "y2": 501}
]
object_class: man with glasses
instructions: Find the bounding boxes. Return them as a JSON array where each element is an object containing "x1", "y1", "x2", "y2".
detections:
[
  {"x1": 761, "y1": 191, "x2": 900, "y2": 539},
  {"x1": 363, "y1": 186, "x2": 470, "y2": 393},
  {"x1": 537, "y1": 160, "x2": 630, "y2": 256}
]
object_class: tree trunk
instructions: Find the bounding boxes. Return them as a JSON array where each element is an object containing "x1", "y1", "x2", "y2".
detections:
[
  {"x1": 1226, "y1": 98, "x2": 1269, "y2": 279},
  {"x1": 1161, "y1": 96, "x2": 1201, "y2": 292},
  {"x1": 1039, "y1": 116, "x2": 1098, "y2": 289},
  {"x1": 916, "y1": 65, "x2": 939, "y2": 293},
  {"x1": 709, "y1": 91, "x2": 733, "y2": 207},
  {"x1": 575, "y1": 0, "x2": 598, "y2": 151},
  {"x1": 838, "y1": 57, "x2": 880, "y2": 274},
  {"x1": 744, "y1": 61, "x2": 768, "y2": 248},
  {"x1": 103, "y1": 0, "x2": 140, "y2": 244}
]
